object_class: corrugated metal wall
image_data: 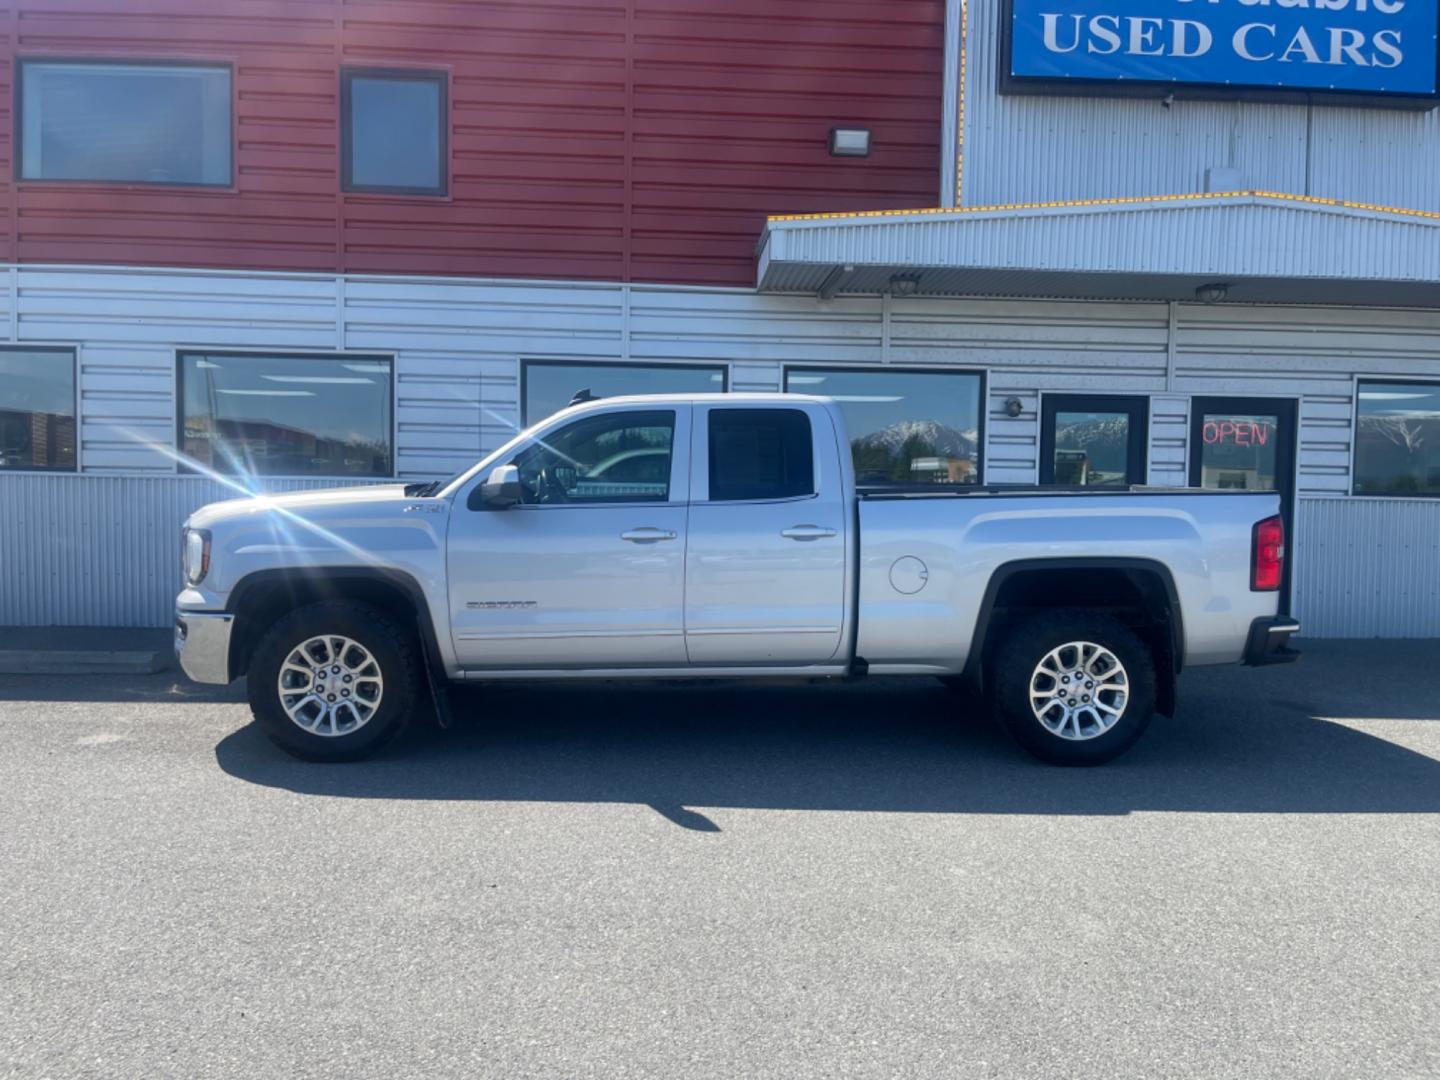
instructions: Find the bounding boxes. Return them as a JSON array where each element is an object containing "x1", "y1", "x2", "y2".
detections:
[
  {"x1": 1296, "y1": 498, "x2": 1440, "y2": 638},
  {"x1": 1, "y1": 264, "x2": 1438, "y2": 634},
  {"x1": 0, "y1": 475, "x2": 376, "y2": 627},
  {"x1": 0, "y1": 0, "x2": 943, "y2": 286},
  {"x1": 962, "y1": 0, "x2": 1440, "y2": 211}
]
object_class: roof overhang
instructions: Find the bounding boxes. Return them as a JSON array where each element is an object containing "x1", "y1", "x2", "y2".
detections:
[{"x1": 757, "y1": 192, "x2": 1440, "y2": 307}]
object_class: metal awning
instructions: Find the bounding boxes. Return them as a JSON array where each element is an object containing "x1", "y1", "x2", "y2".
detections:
[{"x1": 756, "y1": 192, "x2": 1440, "y2": 307}]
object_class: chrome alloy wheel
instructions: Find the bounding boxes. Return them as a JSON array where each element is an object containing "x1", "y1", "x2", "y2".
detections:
[
  {"x1": 1028, "y1": 641, "x2": 1129, "y2": 741},
  {"x1": 277, "y1": 634, "x2": 384, "y2": 737}
]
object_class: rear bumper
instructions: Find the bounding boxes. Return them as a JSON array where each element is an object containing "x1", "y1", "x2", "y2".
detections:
[
  {"x1": 174, "y1": 611, "x2": 234, "y2": 684},
  {"x1": 1243, "y1": 616, "x2": 1301, "y2": 666}
]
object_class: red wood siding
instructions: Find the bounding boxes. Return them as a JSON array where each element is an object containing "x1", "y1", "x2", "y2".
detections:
[{"x1": 0, "y1": 0, "x2": 943, "y2": 286}]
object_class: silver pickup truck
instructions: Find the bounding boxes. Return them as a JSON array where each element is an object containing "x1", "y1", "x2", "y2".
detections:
[{"x1": 175, "y1": 393, "x2": 1298, "y2": 765}]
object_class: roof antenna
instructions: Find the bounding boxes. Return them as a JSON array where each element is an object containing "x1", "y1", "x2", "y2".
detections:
[{"x1": 567, "y1": 388, "x2": 600, "y2": 408}]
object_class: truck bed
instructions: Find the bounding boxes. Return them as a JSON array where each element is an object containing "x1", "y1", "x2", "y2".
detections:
[{"x1": 853, "y1": 488, "x2": 1283, "y2": 673}]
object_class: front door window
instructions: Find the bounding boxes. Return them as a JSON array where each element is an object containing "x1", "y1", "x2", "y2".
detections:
[{"x1": 511, "y1": 410, "x2": 675, "y2": 505}]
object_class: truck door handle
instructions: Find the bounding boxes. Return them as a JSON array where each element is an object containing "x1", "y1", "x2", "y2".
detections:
[
  {"x1": 621, "y1": 528, "x2": 678, "y2": 544},
  {"x1": 781, "y1": 525, "x2": 837, "y2": 542}
]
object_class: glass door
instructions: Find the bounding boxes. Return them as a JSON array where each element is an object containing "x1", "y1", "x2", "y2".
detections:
[
  {"x1": 1189, "y1": 396, "x2": 1298, "y2": 601},
  {"x1": 1040, "y1": 395, "x2": 1148, "y2": 487}
]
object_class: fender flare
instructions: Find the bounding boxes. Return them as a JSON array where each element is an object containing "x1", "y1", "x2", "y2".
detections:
[
  {"x1": 224, "y1": 566, "x2": 448, "y2": 680},
  {"x1": 961, "y1": 557, "x2": 1184, "y2": 714}
]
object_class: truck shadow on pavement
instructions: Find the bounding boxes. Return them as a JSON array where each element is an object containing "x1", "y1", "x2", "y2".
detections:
[{"x1": 214, "y1": 647, "x2": 1440, "y2": 830}]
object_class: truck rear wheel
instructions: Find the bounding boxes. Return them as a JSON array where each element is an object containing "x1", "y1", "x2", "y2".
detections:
[
  {"x1": 991, "y1": 610, "x2": 1156, "y2": 766},
  {"x1": 246, "y1": 600, "x2": 420, "y2": 762}
]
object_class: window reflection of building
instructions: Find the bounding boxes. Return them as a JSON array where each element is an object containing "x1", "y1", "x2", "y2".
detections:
[
  {"x1": 184, "y1": 416, "x2": 388, "y2": 475},
  {"x1": 1052, "y1": 449, "x2": 1089, "y2": 485},
  {"x1": 787, "y1": 369, "x2": 983, "y2": 488},
  {"x1": 29, "y1": 412, "x2": 76, "y2": 468},
  {"x1": 908, "y1": 456, "x2": 975, "y2": 483},
  {"x1": 1355, "y1": 382, "x2": 1440, "y2": 495},
  {"x1": 0, "y1": 410, "x2": 76, "y2": 470}
]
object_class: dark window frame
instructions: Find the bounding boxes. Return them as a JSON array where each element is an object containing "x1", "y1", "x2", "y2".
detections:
[
  {"x1": 781, "y1": 364, "x2": 988, "y2": 487},
  {"x1": 15, "y1": 57, "x2": 236, "y2": 189},
  {"x1": 1352, "y1": 377, "x2": 1440, "y2": 499},
  {"x1": 707, "y1": 407, "x2": 816, "y2": 503},
  {"x1": 1039, "y1": 393, "x2": 1149, "y2": 488},
  {"x1": 175, "y1": 350, "x2": 396, "y2": 479},
  {"x1": 0, "y1": 345, "x2": 79, "y2": 473},
  {"x1": 520, "y1": 359, "x2": 730, "y2": 424},
  {"x1": 340, "y1": 66, "x2": 449, "y2": 197}
]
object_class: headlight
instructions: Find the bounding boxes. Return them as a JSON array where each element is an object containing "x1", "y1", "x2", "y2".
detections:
[{"x1": 183, "y1": 528, "x2": 211, "y2": 586}]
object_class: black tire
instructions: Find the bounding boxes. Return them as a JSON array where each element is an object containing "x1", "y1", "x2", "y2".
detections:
[
  {"x1": 990, "y1": 610, "x2": 1157, "y2": 766},
  {"x1": 246, "y1": 600, "x2": 421, "y2": 762}
]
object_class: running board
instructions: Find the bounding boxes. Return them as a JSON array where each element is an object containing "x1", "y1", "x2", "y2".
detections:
[{"x1": 458, "y1": 664, "x2": 851, "y2": 681}]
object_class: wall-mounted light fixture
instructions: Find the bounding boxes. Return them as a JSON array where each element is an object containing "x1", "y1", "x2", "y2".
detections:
[
  {"x1": 829, "y1": 127, "x2": 872, "y2": 157},
  {"x1": 889, "y1": 272, "x2": 922, "y2": 298},
  {"x1": 1195, "y1": 282, "x2": 1230, "y2": 304},
  {"x1": 1004, "y1": 397, "x2": 1025, "y2": 419}
]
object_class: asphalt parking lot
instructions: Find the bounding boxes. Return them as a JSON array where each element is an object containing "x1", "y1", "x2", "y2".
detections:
[{"x1": 1, "y1": 641, "x2": 1437, "y2": 1079}]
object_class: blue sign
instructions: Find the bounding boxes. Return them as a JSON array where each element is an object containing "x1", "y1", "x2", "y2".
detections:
[{"x1": 1008, "y1": 0, "x2": 1439, "y2": 99}]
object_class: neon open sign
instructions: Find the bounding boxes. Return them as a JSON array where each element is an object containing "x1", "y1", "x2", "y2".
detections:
[{"x1": 1203, "y1": 419, "x2": 1273, "y2": 447}]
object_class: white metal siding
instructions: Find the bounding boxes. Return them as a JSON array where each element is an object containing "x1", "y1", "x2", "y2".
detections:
[
  {"x1": 985, "y1": 386, "x2": 1039, "y2": 484},
  {"x1": 961, "y1": 0, "x2": 1440, "y2": 212},
  {"x1": 0, "y1": 264, "x2": 1437, "y2": 634},
  {"x1": 1148, "y1": 395, "x2": 1189, "y2": 486}
]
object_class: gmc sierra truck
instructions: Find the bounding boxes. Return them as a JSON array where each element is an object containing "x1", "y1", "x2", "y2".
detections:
[{"x1": 175, "y1": 393, "x2": 1299, "y2": 765}]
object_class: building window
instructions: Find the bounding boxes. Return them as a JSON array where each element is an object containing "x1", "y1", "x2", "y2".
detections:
[
  {"x1": 1355, "y1": 381, "x2": 1440, "y2": 496},
  {"x1": 511, "y1": 410, "x2": 675, "y2": 505},
  {"x1": 342, "y1": 68, "x2": 447, "y2": 195},
  {"x1": 179, "y1": 353, "x2": 393, "y2": 478},
  {"x1": 783, "y1": 367, "x2": 984, "y2": 487},
  {"x1": 521, "y1": 361, "x2": 727, "y2": 424},
  {"x1": 1040, "y1": 394, "x2": 1148, "y2": 487},
  {"x1": 0, "y1": 348, "x2": 76, "y2": 471},
  {"x1": 19, "y1": 61, "x2": 232, "y2": 186},
  {"x1": 709, "y1": 409, "x2": 814, "y2": 502}
]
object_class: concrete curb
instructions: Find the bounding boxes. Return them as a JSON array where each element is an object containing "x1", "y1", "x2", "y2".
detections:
[{"x1": 0, "y1": 650, "x2": 169, "y2": 676}]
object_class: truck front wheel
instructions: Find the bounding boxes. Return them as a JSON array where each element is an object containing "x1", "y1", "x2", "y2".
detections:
[
  {"x1": 991, "y1": 611, "x2": 1157, "y2": 766},
  {"x1": 246, "y1": 600, "x2": 420, "y2": 762}
]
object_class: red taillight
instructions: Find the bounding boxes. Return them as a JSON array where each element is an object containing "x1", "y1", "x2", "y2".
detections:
[{"x1": 1252, "y1": 514, "x2": 1284, "y2": 592}]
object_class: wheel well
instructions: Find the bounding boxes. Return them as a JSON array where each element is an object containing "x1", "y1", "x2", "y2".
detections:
[
  {"x1": 227, "y1": 570, "x2": 427, "y2": 679},
  {"x1": 973, "y1": 562, "x2": 1181, "y2": 715}
]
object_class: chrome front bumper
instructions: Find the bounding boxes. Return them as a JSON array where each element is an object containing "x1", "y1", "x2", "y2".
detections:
[{"x1": 174, "y1": 611, "x2": 235, "y2": 684}]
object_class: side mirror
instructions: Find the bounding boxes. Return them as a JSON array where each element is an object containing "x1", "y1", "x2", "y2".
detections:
[{"x1": 478, "y1": 464, "x2": 522, "y2": 509}]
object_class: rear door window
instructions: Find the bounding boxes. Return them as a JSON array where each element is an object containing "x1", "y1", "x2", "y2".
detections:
[{"x1": 708, "y1": 409, "x2": 814, "y2": 502}]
